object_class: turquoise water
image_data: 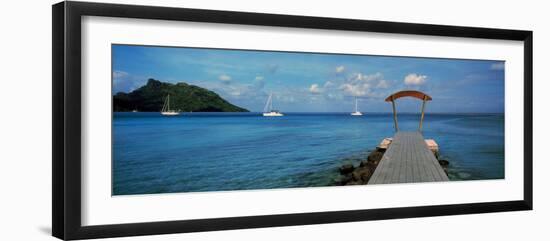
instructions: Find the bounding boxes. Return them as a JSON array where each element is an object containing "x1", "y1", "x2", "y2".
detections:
[{"x1": 113, "y1": 113, "x2": 504, "y2": 195}]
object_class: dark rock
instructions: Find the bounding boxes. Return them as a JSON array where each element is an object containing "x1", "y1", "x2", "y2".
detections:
[
  {"x1": 351, "y1": 168, "x2": 373, "y2": 183},
  {"x1": 359, "y1": 160, "x2": 376, "y2": 168},
  {"x1": 339, "y1": 174, "x2": 353, "y2": 185},
  {"x1": 375, "y1": 147, "x2": 387, "y2": 153},
  {"x1": 339, "y1": 164, "x2": 355, "y2": 175},
  {"x1": 437, "y1": 159, "x2": 449, "y2": 176},
  {"x1": 336, "y1": 149, "x2": 386, "y2": 186},
  {"x1": 351, "y1": 171, "x2": 361, "y2": 182},
  {"x1": 367, "y1": 150, "x2": 384, "y2": 164}
]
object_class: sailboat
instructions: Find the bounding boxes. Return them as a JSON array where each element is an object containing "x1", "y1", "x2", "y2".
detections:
[
  {"x1": 351, "y1": 96, "x2": 363, "y2": 116},
  {"x1": 263, "y1": 93, "x2": 284, "y2": 117},
  {"x1": 161, "y1": 94, "x2": 180, "y2": 116}
]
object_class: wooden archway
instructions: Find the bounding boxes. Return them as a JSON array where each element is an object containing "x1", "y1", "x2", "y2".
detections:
[{"x1": 385, "y1": 90, "x2": 432, "y2": 132}]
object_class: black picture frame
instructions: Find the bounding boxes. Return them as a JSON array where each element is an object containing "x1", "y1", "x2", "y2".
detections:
[{"x1": 52, "y1": 1, "x2": 533, "y2": 240}]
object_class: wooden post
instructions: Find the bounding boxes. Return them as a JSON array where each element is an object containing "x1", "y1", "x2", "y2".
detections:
[
  {"x1": 391, "y1": 96, "x2": 399, "y2": 132},
  {"x1": 419, "y1": 96, "x2": 427, "y2": 132}
]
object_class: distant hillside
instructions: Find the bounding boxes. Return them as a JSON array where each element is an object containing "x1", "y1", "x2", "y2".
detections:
[{"x1": 113, "y1": 79, "x2": 249, "y2": 112}]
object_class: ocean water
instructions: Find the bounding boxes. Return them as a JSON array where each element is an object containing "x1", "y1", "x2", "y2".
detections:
[{"x1": 113, "y1": 112, "x2": 504, "y2": 195}]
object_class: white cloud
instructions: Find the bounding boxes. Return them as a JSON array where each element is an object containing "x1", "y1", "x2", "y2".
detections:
[
  {"x1": 113, "y1": 70, "x2": 128, "y2": 79},
  {"x1": 229, "y1": 89, "x2": 242, "y2": 96},
  {"x1": 309, "y1": 84, "x2": 322, "y2": 94},
  {"x1": 191, "y1": 74, "x2": 269, "y2": 102},
  {"x1": 324, "y1": 81, "x2": 334, "y2": 88},
  {"x1": 377, "y1": 79, "x2": 389, "y2": 88},
  {"x1": 340, "y1": 83, "x2": 371, "y2": 97},
  {"x1": 490, "y1": 62, "x2": 505, "y2": 70},
  {"x1": 338, "y1": 72, "x2": 388, "y2": 97},
  {"x1": 112, "y1": 70, "x2": 148, "y2": 93},
  {"x1": 326, "y1": 93, "x2": 343, "y2": 100},
  {"x1": 335, "y1": 65, "x2": 345, "y2": 73},
  {"x1": 356, "y1": 72, "x2": 383, "y2": 82},
  {"x1": 404, "y1": 73, "x2": 427, "y2": 85},
  {"x1": 219, "y1": 74, "x2": 232, "y2": 82}
]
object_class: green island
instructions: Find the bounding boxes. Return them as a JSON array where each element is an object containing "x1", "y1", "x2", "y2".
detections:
[{"x1": 113, "y1": 79, "x2": 249, "y2": 112}]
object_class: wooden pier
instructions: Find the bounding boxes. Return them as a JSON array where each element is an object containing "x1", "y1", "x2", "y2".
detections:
[{"x1": 368, "y1": 131, "x2": 449, "y2": 184}]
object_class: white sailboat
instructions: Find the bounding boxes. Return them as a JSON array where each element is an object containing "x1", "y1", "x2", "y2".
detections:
[
  {"x1": 351, "y1": 96, "x2": 363, "y2": 116},
  {"x1": 263, "y1": 93, "x2": 284, "y2": 117},
  {"x1": 161, "y1": 94, "x2": 180, "y2": 116}
]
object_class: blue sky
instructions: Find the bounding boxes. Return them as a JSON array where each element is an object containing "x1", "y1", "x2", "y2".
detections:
[{"x1": 112, "y1": 44, "x2": 505, "y2": 113}]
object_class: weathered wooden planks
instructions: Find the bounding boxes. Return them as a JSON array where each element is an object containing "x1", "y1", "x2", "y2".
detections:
[{"x1": 368, "y1": 131, "x2": 449, "y2": 184}]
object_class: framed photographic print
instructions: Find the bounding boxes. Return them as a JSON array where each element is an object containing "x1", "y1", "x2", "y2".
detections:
[{"x1": 52, "y1": 1, "x2": 533, "y2": 240}]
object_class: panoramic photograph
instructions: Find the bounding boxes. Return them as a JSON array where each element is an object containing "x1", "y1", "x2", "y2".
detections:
[{"x1": 112, "y1": 44, "x2": 505, "y2": 196}]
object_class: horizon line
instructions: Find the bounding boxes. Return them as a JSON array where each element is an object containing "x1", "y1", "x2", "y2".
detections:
[{"x1": 115, "y1": 111, "x2": 505, "y2": 114}]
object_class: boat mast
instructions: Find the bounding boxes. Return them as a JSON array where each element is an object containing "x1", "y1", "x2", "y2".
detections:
[
  {"x1": 270, "y1": 93, "x2": 273, "y2": 111},
  {"x1": 355, "y1": 96, "x2": 358, "y2": 112},
  {"x1": 264, "y1": 93, "x2": 273, "y2": 112},
  {"x1": 161, "y1": 95, "x2": 167, "y2": 112}
]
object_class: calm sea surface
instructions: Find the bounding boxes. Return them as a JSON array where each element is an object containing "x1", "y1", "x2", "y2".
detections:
[{"x1": 113, "y1": 112, "x2": 504, "y2": 195}]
